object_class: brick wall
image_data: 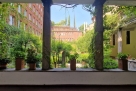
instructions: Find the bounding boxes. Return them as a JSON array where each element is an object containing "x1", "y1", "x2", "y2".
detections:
[{"x1": 52, "y1": 26, "x2": 82, "y2": 42}]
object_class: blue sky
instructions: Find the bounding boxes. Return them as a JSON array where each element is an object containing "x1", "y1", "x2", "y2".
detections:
[{"x1": 51, "y1": 5, "x2": 92, "y2": 28}]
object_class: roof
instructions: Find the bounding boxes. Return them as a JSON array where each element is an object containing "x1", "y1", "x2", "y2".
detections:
[
  {"x1": 0, "y1": 0, "x2": 136, "y2": 6},
  {"x1": 52, "y1": 26, "x2": 81, "y2": 32}
]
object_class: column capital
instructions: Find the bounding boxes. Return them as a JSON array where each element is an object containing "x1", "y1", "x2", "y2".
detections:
[
  {"x1": 93, "y1": 0, "x2": 106, "y2": 6},
  {"x1": 41, "y1": 0, "x2": 52, "y2": 6}
]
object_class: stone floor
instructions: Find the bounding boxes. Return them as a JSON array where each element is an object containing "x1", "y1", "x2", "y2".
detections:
[{"x1": 0, "y1": 68, "x2": 128, "y2": 72}]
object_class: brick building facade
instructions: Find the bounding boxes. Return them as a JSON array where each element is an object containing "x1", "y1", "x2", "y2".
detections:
[
  {"x1": 9, "y1": 3, "x2": 43, "y2": 36},
  {"x1": 52, "y1": 26, "x2": 82, "y2": 42}
]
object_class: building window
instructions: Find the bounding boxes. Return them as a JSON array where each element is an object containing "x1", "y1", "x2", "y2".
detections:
[
  {"x1": 113, "y1": 34, "x2": 115, "y2": 45},
  {"x1": 38, "y1": 14, "x2": 40, "y2": 19},
  {"x1": 29, "y1": 14, "x2": 31, "y2": 20},
  {"x1": 18, "y1": 20, "x2": 20, "y2": 28},
  {"x1": 9, "y1": 15, "x2": 14, "y2": 25},
  {"x1": 126, "y1": 31, "x2": 130, "y2": 44},
  {"x1": 33, "y1": 18, "x2": 34, "y2": 23},
  {"x1": 18, "y1": 5, "x2": 21, "y2": 13},
  {"x1": 36, "y1": 21, "x2": 37, "y2": 25},
  {"x1": 36, "y1": 11, "x2": 38, "y2": 16},
  {"x1": 33, "y1": 7, "x2": 35, "y2": 12},
  {"x1": 29, "y1": 4, "x2": 32, "y2": 8},
  {"x1": 24, "y1": 10, "x2": 27, "y2": 16}
]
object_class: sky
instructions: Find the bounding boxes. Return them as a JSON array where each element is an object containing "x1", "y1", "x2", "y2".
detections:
[{"x1": 51, "y1": 5, "x2": 92, "y2": 28}]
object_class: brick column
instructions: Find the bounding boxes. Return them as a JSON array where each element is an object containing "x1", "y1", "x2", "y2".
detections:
[
  {"x1": 93, "y1": 0, "x2": 106, "y2": 70},
  {"x1": 41, "y1": 0, "x2": 52, "y2": 70}
]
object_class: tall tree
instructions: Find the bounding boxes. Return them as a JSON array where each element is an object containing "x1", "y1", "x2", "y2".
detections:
[
  {"x1": 68, "y1": 15, "x2": 70, "y2": 26},
  {"x1": 79, "y1": 24, "x2": 84, "y2": 32},
  {"x1": 74, "y1": 14, "x2": 76, "y2": 28},
  {"x1": 82, "y1": 4, "x2": 118, "y2": 70},
  {"x1": 55, "y1": 20, "x2": 66, "y2": 26},
  {"x1": 65, "y1": 17, "x2": 67, "y2": 25},
  {"x1": 51, "y1": 21, "x2": 55, "y2": 26}
]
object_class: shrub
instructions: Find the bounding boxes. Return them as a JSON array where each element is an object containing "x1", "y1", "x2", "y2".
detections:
[
  {"x1": 88, "y1": 57, "x2": 118, "y2": 69},
  {"x1": 103, "y1": 58, "x2": 118, "y2": 69},
  {"x1": 14, "y1": 50, "x2": 26, "y2": 59},
  {"x1": 0, "y1": 58, "x2": 11, "y2": 65},
  {"x1": 77, "y1": 53, "x2": 89, "y2": 63},
  {"x1": 117, "y1": 53, "x2": 128, "y2": 59}
]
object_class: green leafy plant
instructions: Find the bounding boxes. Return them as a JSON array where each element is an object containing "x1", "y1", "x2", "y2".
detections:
[
  {"x1": 117, "y1": 53, "x2": 128, "y2": 59},
  {"x1": 103, "y1": 58, "x2": 118, "y2": 69},
  {"x1": 69, "y1": 53, "x2": 79, "y2": 60},
  {"x1": 77, "y1": 53, "x2": 89, "y2": 63},
  {"x1": 0, "y1": 58, "x2": 11, "y2": 65},
  {"x1": 74, "y1": 52, "x2": 79, "y2": 59},
  {"x1": 34, "y1": 53, "x2": 42, "y2": 62},
  {"x1": 14, "y1": 50, "x2": 26, "y2": 59},
  {"x1": 26, "y1": 48, "x2": 42, "y2": 63},
  {"x1": 69, "y1": 55, "x2": 75, "y2": 60}
]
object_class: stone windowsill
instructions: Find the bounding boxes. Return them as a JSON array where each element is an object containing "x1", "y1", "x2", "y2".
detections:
[
  {"x1": 0, "y1": 68, "x2": 132, "y2": 72},
  {"x1": 0, "y1": 68, "x2": 136, "y2": 72},
  {"x1": 0, "y1": 68, "x2": 136, "y2": 85}
]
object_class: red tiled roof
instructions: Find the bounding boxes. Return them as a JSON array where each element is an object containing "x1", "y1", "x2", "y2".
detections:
[{"x1": 52, "y1": 26, "x2": 80, "y2": 32}]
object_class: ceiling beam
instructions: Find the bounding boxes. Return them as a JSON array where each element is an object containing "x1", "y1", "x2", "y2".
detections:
[{"x1": 0, "y1": 0, "x2": 136, "y2": 5}]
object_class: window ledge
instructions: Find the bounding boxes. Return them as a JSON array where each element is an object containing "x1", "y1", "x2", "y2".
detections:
[
  {"x1": 0, "y1": 68, "x2": 125, "y2": 72},
  {"x1": 0, "y1": 68, "x2": 136, "y2": 85}
]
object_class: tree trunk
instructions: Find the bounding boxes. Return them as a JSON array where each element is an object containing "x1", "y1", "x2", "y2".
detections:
[
  {"x1": 53, "y1": 55, "x2": 56, "y2": 68},
  {"x1": 62, "y1": 51, "x2": 66, "y2": 67},
  {"x1": 55, "y1": 53, "x2": 58, "y2": 68},
  {"x1": 58, "y1": 54, "x2": 59, "y2": 68}
]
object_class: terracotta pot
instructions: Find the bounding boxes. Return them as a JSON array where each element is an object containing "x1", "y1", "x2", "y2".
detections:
[
  {"x1": 29, "y1": 63, "x2": 36, "y2": 70},
  {"x1": 0, "y1": 63, "x2": 7, "y2": 69},
  {"x1": 15, "y1": 58, "x2": 25, "y2": 70},
  {"x1": 70, "y1": 59, "x2": 76, "y2": 70},
  {"x1": 118, "y1": 59, "x2": 128, "y2": 71}
]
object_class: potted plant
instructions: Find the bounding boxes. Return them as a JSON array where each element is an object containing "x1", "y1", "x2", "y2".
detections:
[
  {"x1": 0, "y1": 58, "x2": 11, "y2": 69},
  {"x1": 26, "y1": 48, "x2": 41, "y2": 70},
  {"x1": 117, "y1": 53, "x2": 128, "y2": 70},
  {"x1": 69, "y1": 53, "x2": 79, "y2": 71},
  {"x1": 14, "y1": 50, "x2": 26, "y2": 70},
  {"x1": 0, "y1": 41, "x2": 11, "y2": 69}
]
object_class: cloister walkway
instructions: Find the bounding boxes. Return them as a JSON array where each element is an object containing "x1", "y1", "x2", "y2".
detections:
[{"x1": 1, "y1": 0, "x2": 136, "y2": 86}]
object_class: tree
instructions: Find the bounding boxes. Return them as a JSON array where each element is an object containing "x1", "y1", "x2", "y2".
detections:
[
  {"x1": 82, "y1": 5, "x2": 120, "y2": 70},
  {"x1": 77, "y1": 30, "x2": 94, "y2": 52},
  {"x1": 74, "y1": 14, "x2": 76, "y2": 28},
  {"x1": 79, "y1": 24, "x2": 84, "y2": 32},
  {"x1": 65, "y1": 16, "x2": 67, "y2": 25},
  {"x1": 0, "y1": 3, "x2": 20, "y2": 60},
  {"x1": 51, "y1": 40, "x2": 73, "y2": 68},
  {"x1": 61, "y1": 42, "x2": 72, "y2": 67},
  {"x1": 51, "y1": 21, "x2": 55, "y2": 26},
  {"x1": 55, "y1": 20, "x2": 66, "y2": 26},
  {"x1": 68, "y1": 15, "x2": 70, "y2": 26}
]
